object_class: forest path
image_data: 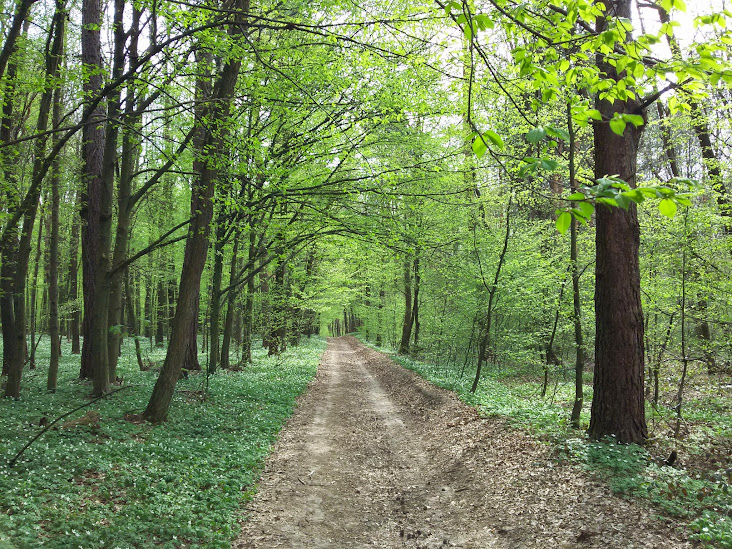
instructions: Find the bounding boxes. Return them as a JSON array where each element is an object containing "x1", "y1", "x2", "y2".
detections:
[{"x1": 233, "y1": 336, "x2": 690, "y2": 549}]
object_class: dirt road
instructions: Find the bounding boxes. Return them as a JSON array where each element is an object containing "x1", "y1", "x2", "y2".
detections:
[{"x1": 233, "y1": 337, "x2": 691, "y2": 548}]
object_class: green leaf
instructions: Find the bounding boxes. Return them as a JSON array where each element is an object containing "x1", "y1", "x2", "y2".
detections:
[
  {"x1": 597, "y1": 197, "x2": 618, "y2": 208},
  {"x1": 659, "y1": 198, "x2": 677, "y2": 218},
  {"x1": 526, "y1": 127, "x2": 546, "y2": 144},
  {"x1": 540, "y1": 158, "x2": 559, "y2": 171},
  {"x1": 472, "y1": 135, "x2": 488, "y2": 158},
  {"x1": 519, "y1": 158, "x2": 539, "y2": 177},
  {"x1": 615, "y1": 193, "x2": 631, "y2": 211},
  {"x1": 556, "y1": 211, "x2": 571, "y2": 234},
  {"x1": 567, "y1": 192, "x2": 585, "y2": 200},
  {"x1": 623, "y1": 114, "x2": 645, "y2": 128},
  {"x1": 484, "y1": 130, "x2": 504, "y2": 149},
  {"x1": 622, "y1": 189, "x2": 645, "y2": 204},
  {"x1": 609, "y1": 116, "x2": 627, "y2": 135},
  {"x1": 578, "y1": 201, "x2": 594, "y2": 218},
  {"x1": 571, "y1": 209, "x2": 589, "y2": 224},
  {"x1": 545, "y1": 125, "x2": 570, "y2": 142}
]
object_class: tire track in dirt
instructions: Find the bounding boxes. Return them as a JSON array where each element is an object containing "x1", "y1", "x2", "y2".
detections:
[{"x1": 233, "y1": 337, "x2": 693, "y2": 548}]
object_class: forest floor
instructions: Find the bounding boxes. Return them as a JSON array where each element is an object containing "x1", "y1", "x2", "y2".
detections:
[{"x1": 233, "y1": 336, "x2": 693, "y2": 548}]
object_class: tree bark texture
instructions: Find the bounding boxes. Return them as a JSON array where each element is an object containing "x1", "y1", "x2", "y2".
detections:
[
  {"x1": 588, "y1": 0, "x2": 647, "y2": 444},
  {"x1": 79, "y1": 0, "x2": 107, "y2": 382}
]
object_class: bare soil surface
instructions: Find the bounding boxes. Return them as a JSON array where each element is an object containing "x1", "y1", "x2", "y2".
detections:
[{"x1": 233, "y1": 336, "x2": 693, "y2": 548}]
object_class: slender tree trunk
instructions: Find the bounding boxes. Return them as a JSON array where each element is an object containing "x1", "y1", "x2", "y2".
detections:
[
  {"x1": 544, "y1": 275, "x2": 566, "y2": 398},
  {"x1": 398, "y1": 258, "x2": 413, "y2": 355},
  {"x1": 267, "y1": 257, "x2": 286, "y2": 355},
  {"x1": 411, "y1": 255, "x2": 421, "y2": 348},
  {"x1": 124, "y1": 270, "x2": 145, "y2": 370},
  {"x1": 376, "y1": 287, "x2": 384, "y2": 346},
  {"x1": 220, "y1": 235, "x2": 239, "y2": 370},
  {"x1": 155, "y1": 278, "x2": 166, "y2": 346},
  {"x1": 67, "y1": 189, "x2": 81, "y2": 354},
  {"x1": 208, "y1": 223, "x2": 226, "y2": 373},
  {"x1": 48, "y1": 64, "x2": 64, "y2": 392},
  {"x1": 107, "y1": 4, "x2": 141, "y2": 382},
  {"x1": 568, "y1": 108, "x2": 585, "y2": 429},
  {"x1": 29, "y1": 201, "x2": 45, "y2": 370},
  {"x1": 2, "y1": 7, "x2": 64, "y2": 397},
  {"x1": 144, "y1": 273, "x2": 152, "y2": 340},
  {"x1": 588, "y1": 0, "x2": 647, "y2": 444},
  {"x1": 471, "y1": 196, "x2": 512, "y2": 394},
  {"x1": 240, "y1": 230, "x2": 256, "y2": 365},
  {"x1": 656, "y1": 4, "x2": 720, "y2": 373}
]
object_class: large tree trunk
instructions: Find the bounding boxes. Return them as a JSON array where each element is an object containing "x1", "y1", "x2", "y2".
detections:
[
  {"x1": 79, "y1": 0, "x2": 106, "y2": 383},
  {"x1": 588, "y1": 0, "x2": 647, "y2": 444},
  {"x1": 0, "y1": 16, "x2": 24, "y2": 384},
  {"x1": 143, "y1": 0, "x2": 246, "y2": 422}
]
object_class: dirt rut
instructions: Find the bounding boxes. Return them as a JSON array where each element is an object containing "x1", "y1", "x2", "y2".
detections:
[{"x1": 233, "y1": 336, "x2": 692, "y2": 548}]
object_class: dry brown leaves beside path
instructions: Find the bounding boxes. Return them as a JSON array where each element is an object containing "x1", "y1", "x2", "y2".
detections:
[{"x1": 233, "y1": 336, "x2": 693, "y2": 549}]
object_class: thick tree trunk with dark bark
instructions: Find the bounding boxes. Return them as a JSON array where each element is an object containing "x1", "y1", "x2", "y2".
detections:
[
  {"x1": 588, "y1": 0, "x2": 647, "y2": 444},
  {"x1": 79, "y1": 0, "x2": 106, "y2": 383}
]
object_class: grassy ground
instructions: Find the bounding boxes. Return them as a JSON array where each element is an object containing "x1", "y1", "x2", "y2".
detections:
[
  {"x1": 362, "y1": 339, "x2": 732, "y2": 548},
  {"x1": 0, "y1": 335, "x2": 326, "y2": 548}
]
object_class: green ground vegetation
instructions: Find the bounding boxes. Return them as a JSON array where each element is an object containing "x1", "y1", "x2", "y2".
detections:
[{"x1": 0, "y1": 336, "x2": 326, "y2": 548}]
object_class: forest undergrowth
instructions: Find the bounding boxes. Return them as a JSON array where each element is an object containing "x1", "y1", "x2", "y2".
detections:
[
  {"x1": 361, "y1": 338, "x2": 732, "y2": 548},
  {"x1": 0, "y1": 336, "x2": 326, "y2": 548}
]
